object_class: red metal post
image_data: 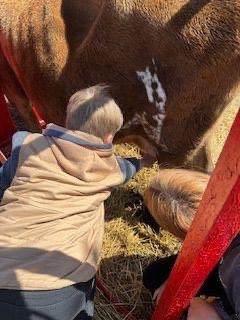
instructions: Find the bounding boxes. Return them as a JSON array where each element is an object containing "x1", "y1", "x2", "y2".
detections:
[
  {"x1": 152, "y1": 108, "x2": 240, "y2": 320},
  {"x1": 0, "y1": 88, "x2": 16, "y2": 157}
]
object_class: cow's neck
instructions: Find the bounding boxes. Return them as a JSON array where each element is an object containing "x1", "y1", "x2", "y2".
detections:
[
  {"x1": 69, "y1": 0, "x2": 181, "y2": 87},
  {"x1": 66, "y1": 1, "x2": 151, "y2": 93}
]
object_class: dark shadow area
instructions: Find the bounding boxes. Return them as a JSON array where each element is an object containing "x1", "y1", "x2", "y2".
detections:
[
  {"x1": 0, "y1": 247, "x2": 95, "y2": 320},
  {"x1": 61, "y1": 0, "x2": 104, "y2": 54},
  {"x1": 166, "y1": 0, "x2": 212, "y2": 31},
  {"x1": 8, "y1": 103, "x2": 30, "y2": 131},
  {"x1": 105, "y1": 187, "x2": 160, "y2": 232}
]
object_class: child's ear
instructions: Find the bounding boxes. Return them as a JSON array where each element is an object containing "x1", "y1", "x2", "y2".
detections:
[{"x1": 103, "y1": 134, "x2": 113, "y2": 144}]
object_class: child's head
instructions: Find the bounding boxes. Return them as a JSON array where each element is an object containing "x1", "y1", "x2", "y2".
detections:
[
  {"x1": 144, "y1": 169, "x2": 210, "y2": 240},
  {"x1": 65, "y1": 85, "x2": 123, "y2": 143}
]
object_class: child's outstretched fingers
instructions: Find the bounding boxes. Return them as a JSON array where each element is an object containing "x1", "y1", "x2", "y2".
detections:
[{"x1": 187, "y1": 298, "x2": 221, "y2": 320}]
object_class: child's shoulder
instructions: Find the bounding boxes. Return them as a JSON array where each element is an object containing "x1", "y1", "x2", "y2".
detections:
[{"x1": 12, "y1": 131, "x2": 31, "y2": 147}]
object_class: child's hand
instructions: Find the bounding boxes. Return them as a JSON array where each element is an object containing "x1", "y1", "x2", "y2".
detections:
[
  {"x1": 140, "y1": 154, "x2": 156, "y2": 169},
  {"x1": 187, "y1": 298, "x2": 221, "y2": 320}
]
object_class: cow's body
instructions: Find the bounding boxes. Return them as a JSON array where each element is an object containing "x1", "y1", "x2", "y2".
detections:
[{"x1": 0, "y1": 0, "x2": 239, "y2": 169}]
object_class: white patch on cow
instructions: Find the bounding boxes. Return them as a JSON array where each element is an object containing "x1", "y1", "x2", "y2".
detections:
[
  {"x1": 135, "y1": 59, "x2": 167, "y2": 144},
  {"x1": 137, "y1": 67, "x2": 155, "y2": 105},
  {"x1": 137, "y1": 59, "x2": 166, "y2": 112}
]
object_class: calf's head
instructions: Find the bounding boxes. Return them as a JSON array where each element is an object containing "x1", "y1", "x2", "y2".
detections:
[{"x1": 144, "y1": 169, "x2": 210, "y2": 240}]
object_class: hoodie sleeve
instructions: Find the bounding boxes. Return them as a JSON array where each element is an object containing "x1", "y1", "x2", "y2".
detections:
[
  {"x1": 0, "y1": 131, "x2": 30, "y2": 200},
  {"x1": 116, "y1": 157, "x2": 141, "y2": 184}
]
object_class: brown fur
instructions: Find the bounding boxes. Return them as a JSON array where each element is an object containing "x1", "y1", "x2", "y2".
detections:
[
  {"x1": 144, "y1": 169, "x2": 210, "y2": 240},
  {"x1": 0, "y1": 0, "x2": 239, "y2": 169}
]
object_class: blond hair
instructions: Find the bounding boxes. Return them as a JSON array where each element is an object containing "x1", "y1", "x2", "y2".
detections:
[
  {"x1": 144, "y1": 169, "x2": 210, "y2": 240},
  {"x1": 65, "y1": 85, "x2": 123, "y2": 139}
]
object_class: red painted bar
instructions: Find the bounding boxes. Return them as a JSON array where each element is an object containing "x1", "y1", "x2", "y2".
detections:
[
  {"x1": 152, "y1": 108, "x2": 240, "y2": 320},
  {"x1": 32, "y1": 106, "x2": 46, "y2": 129},
  {"x1": 0, "y1": 88, "x2": 16, "y2": 156}
]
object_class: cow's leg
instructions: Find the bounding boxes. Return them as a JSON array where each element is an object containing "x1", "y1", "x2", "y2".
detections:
[
  {"x1": 189, "y1": 146, "x2": 209, "y2": 171},
  {"x1": 204, "y1": 145, "x2": 215, "y2": 173},
  {"x1": 0, "y1": 51, "x2": 42, "y2": 132},
  {"x1": 186, "y1": 140, "x2": 214, "y2": 173}
]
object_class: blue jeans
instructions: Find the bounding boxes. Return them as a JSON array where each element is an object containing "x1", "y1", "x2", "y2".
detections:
[{"x1": 0, "y1": 278, "x2": 95, "y2": 320}]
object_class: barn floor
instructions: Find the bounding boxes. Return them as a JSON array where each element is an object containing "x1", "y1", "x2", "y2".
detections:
[{"x1": 8, "y1": 97, "x2": 240, "y2": 320}]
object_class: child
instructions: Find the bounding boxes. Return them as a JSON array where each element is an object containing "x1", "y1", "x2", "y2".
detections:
[
  {"x1": 143, "y1": 169, "x2": 240, "y2": 319},
  {"x1": 0, "y1": 85, "x2": 152, "y2": 320}
]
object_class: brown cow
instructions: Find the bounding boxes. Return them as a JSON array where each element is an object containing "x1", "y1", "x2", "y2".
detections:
[{"x1": 0, "y1": 0, "x2": 239, "y2": 170}]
